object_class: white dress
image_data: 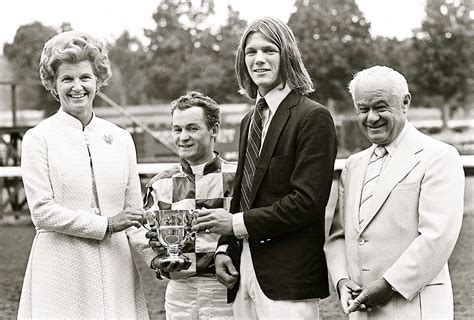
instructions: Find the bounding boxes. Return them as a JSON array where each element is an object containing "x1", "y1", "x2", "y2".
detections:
[{"x1": 18, "y1": 109, "x2": 154, "y2": 319}]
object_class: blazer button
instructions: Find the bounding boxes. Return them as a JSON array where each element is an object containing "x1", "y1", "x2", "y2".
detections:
[
  {"x1": 259, "y1": 240, "x2": 265, "y2": 244},
  {"x1": 358, "y1": 239, "x2": 366, "y2": 245}
]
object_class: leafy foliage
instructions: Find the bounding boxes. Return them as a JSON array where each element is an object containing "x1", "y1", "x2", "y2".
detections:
[
  {"x1": 3, "y1": 22, "x2": 57, "y2": 79},
  {"x1": 288, "y1": 0, "x2": 373, "y2": 111},
  {"x1": 3, "y1": 22, "x2": 58, "y2": 115},
  {"x1": 107, "y1": 31, "x2": 149, "y2": 105},
  {"x1": 411, "y1": 0, "x2": 473, "y2": 125},
  {"x1": 209, "y1": 6, "x2": 247, "y2": 102},
  {"x1": 3, "y1": 0, "x2": 472, "y2": 119},
  {"x1": 142, "y1": 0, "x2": 245, "y2": 103}
]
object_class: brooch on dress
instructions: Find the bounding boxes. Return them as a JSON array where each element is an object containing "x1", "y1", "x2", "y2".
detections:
[{"x1": 103, "y1": 134, "x2": 114, "y2": 145}]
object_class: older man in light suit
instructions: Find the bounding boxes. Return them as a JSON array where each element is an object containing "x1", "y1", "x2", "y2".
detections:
[{"x1": 324, "y1": 65, "x2": 464, "y2": 319}]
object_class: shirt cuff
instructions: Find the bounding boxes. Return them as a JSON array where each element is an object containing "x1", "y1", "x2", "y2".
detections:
[
  {"x1": 232, "y1": 212, "x2": 248, "y2": 239},
  {"x1": 215, "y1": 244, "x2": 229, "y2": 255}
]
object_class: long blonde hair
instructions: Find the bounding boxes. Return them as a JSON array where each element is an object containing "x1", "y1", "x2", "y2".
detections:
[{"x1": 235, "y1": 17, "x2": 314, "y2": 99}]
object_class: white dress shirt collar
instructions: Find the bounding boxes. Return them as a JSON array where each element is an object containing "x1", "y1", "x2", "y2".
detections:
[
  {"x1": 371, "y1": 120, "x2": 410, "y2": 156},
  {"x1": 256, "y1": 83, "x2": 292, "y2": 116}
]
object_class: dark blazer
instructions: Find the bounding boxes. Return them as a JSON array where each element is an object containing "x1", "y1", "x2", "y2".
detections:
[{"x1": 220, "y1": 90, "x2": 337, "y2": 302}]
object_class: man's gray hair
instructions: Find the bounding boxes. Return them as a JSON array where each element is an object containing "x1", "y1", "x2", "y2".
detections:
[{"x1": 348, "y1": 65, "x2": 409, "y2": 102}]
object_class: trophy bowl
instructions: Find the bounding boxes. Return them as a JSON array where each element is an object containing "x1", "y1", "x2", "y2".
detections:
[{"x1": 144, "y1": 210, "x2": 196, "y2": 268}]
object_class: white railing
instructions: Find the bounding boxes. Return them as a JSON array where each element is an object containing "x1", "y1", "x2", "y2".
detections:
[{"x1": 1, "y1": 156, "x2": 474, "y2": 178}]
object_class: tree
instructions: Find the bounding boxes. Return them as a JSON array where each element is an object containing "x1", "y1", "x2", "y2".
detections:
[
  {"x1": 144, "y1": 0, "x2": 216, "y2": 101},
  {"x1": 371, "y1": 37, "x2": 414, "y2": 74},
  {"x1": 107, "y1": 31, "x2": 149, "y2": 105},
  {"x1": 412, "y1": 0, "x2": 474, "y2": 128},
  {"x1": 3, "y1": 22, "x2": 57, "y2": 80},
  {"x1": 288, "y1": 0, "x2": 373, "y2": 112},
  {"x1": 213, "y1": 5, "x2": 247, "y2": 102},
  {"x1": 370, "y1": 37, "x2": 425, "y2": 106},
  {"x1": 3, "y1": 22, "x2": 58, "y2": 116},
  {"x1": 141, "y1": 0, "x2": 246, "y2": 103}
]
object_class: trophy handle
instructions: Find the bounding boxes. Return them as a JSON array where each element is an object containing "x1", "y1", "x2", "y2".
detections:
[{"x1": 141, "y1": 211, "x2": 159, "y2": 231}]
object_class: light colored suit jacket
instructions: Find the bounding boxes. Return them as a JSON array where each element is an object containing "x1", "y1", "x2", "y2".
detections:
[{"x1": 325, "y1": 123, "x2": 464, "y2": 319}]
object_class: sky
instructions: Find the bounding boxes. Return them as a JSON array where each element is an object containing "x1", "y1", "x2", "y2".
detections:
[{"x1": 0, "y1": 0, "x2": 426, "y2": 54}]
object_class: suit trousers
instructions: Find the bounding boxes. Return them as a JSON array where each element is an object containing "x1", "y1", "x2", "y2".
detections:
[
  {"x1": 165, "y1": 277, "x2": 233, "y2": 320},
  {"x1": 232, "y1": 241, "x2": 320, "y2": 320}
]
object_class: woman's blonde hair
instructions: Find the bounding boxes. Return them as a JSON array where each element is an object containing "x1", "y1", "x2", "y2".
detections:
[{"x1": 39, "y1": 30, "x2": 111, "y2": 100}]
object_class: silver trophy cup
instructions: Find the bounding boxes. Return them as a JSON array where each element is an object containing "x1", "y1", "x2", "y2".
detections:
[{"x1": 144, "y1": 210, "x2": 196, "y2": 267}]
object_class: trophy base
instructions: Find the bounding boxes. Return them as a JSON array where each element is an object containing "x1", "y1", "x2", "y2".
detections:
[{"x1": 154, "y1": 255, "x2": 192, "y2": 271}]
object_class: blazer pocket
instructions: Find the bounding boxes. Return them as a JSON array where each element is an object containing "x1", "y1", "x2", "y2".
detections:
[
  {"x1": 392, "y1": 182, "x2": 419, "y2": 192},
  {"x1": 275, "y1": 236, "x2": 326, "y2": 287}
]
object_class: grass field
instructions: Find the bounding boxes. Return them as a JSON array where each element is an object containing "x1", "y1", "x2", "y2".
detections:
[{"x1": 1, "y1": 177, "x2": 472, "y2": 319}]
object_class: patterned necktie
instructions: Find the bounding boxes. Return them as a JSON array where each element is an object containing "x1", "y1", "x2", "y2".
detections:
[
  {"x1": 240, "y1": 98, "x2": 268, "y2": 211},
  {"x1": 359, "y1": 145, "x2": 387, "y2": 224}
]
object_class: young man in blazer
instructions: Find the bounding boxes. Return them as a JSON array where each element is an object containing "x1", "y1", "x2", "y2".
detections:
[
  {"x1": 324, "y1": 66, "x2": 464, "y2": 319},
  {"x1": 193, "y1": 17, "x2": 337, "y2": 319}
]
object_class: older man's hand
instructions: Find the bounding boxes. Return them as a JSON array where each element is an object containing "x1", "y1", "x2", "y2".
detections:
[
  {"x1": 347, "y1": 278, "x2": 395, "y2": 313},
  {"x1": 337, "y1": 278, "x2": 362, "y2": 314},
  {"x1": 192, "y1": 209, "x2": 234, "y2": 235}
]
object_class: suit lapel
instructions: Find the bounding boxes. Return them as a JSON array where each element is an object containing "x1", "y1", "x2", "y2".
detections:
[
  {"x1": 349, "y1": 150, "x2": 373, "y2": 232},
  {"x1": 248, "y1": 90, "x2": 299, "y2": 205},
  {"x1": 359, "y1": 127, "x2": 422, "y2": 233}
]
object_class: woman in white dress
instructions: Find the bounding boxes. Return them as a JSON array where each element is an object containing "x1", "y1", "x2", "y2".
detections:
[{"x1": 18, "y1": 31, "x2": 154, "y2": 319}]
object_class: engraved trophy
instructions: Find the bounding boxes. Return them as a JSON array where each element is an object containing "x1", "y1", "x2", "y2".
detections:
[{"x1": 144, "y1": 210, "x2": 196, "y2": 268}]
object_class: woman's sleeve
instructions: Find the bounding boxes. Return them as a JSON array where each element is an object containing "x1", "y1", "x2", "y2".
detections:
[
  {"x1": 123, "y1": 131, "x2": 156, "y2": 265},
  {"x1": 21, "y1": 129, "x2": 107, "y2": 240}
]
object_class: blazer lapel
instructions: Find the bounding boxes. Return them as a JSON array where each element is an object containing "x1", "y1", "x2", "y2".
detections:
[
  {"x1": 248, "y1": 90, "x2": 299, "y2": 205},
  {"x1": 359, "y1": 128, "x2": 422, "y2": 233},
  {"x1": 231, "y1": 112, "x2": 252, "y2": 213},
  {"x1": 238, "y1": 112, "x2": 252, "y2": 168}
]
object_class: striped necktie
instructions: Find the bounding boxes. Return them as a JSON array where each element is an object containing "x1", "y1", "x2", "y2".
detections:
[
  {"x1": 359, "y1": 145, "x2": 387, "y2": 224},
  {"x1": 240, "y1": 98, "x2": 268, "y2": 211}
]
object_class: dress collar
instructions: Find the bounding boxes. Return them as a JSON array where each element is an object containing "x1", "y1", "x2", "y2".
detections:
[{"x1": 57, "y1": 108, "x2": 96, "y2": 131}]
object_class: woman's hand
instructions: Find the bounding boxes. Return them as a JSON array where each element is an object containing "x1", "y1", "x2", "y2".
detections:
[{"x1": 110, "y1": 209, "x2": 145, "y2": 233}]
